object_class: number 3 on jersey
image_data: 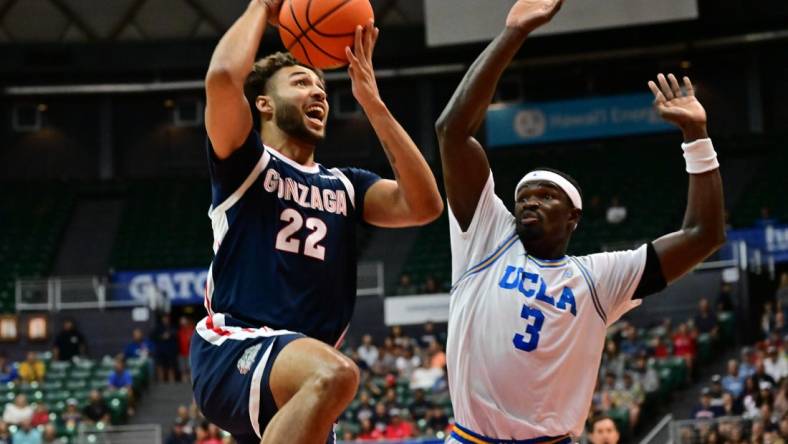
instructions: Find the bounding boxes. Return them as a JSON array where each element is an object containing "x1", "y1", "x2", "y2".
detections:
[
  {"x1": 513, "y1": 305, "x2": 544, "y2": 352},
  {"x1": 275, "y1": 208, "x2": 327, "y2": 260}
]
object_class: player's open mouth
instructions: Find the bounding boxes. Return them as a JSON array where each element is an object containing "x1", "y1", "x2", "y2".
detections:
[
  {"x1": 520, "y1": 211, "x2": 541, "y2": 225},
  {"x1": 305, "y1": 104, "x2": 326, "y2": 128}
]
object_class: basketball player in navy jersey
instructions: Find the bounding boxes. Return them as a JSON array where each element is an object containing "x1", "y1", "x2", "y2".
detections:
[{"x1": 189, "y1": 1, "x2": 443, "y2": 443}]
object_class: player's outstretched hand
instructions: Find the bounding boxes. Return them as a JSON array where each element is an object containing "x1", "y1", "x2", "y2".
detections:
[
  {"x1": 648, "y1": 73, "x2": 707, "y2": 131},
  {"x1": 506, "y1": 0, "x2": 564, "y2": 33},
  {"x1": 345, "y1": 20, "x2": 382, "y2": 110},
  {"x1": 259, "y1": 0, "x2": 283, "y2": 26}
]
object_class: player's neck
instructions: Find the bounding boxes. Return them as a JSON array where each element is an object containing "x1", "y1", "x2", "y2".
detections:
[
  {"x1": 520, "y1": 237, "x2": 569, "y2": 260},
  {"x1": 261, "y1": 126, "x2": 316, "y2": 166}
]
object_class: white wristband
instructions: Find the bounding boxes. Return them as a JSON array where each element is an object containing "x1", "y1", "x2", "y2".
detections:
[{"x1": 681, "y1": 138, "x2": 719, "y2": 174}]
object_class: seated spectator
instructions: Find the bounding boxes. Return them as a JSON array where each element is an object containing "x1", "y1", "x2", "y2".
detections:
[
  {"x1": 589, "y1": 416, "x2": 620, "y2": 444},
  {"x1": 357, "y1": 334, "x2": 379, "y2": 369},
  {"x1": 395, "y1": 273, "x2": 418, "y2": 296},
  {"x1": 371, "y1": 402, "x2": 390, "y2": 430},
  {"x1": 752, "y1": 361, "x2": 778, "y2": 391},
  {"x1": 606, "y1": 196, "x2": 627, "y2": 225},
  {"x1": 610, "y1": 373, "x2": 644, "y2": 430},
  {"x1": 42, "y1": 424, "x2": 66, "y2": 444},
  {"x1": 384, "y1": 409, "x2": 415, "y2": 439},
  {"x1": 694, "y1": 298, "x2": 719, "y2": 339},
  {"x1": 0, "y1": 353, "x2": 18, "y2": 384},
  {"x1": 426, "y1": 406, "x2": 449, "y2": 433},
  {"x1": 751, "y1": 419, "x2": 766, "y2": 444},
  {"x1": 422, "y1": 275, "x2": 441, "y2": 294},
  {"x1": 61, "y1": 399, "x2": 82, "y2": 429},
  {"x1": 389, "y1": 325, "x2": 411, "y2": 349},
  {"x1": 722, "y1": 359, "x2": 745, "y2": 399},
  {"x1": 357, "y1": 418, "x2": 383, "y2": 441},
  {"x1": 18, "y1": 352, "x2": 46, "y2": 384},
  {"x1": 395, "y1": 346, "x2": 420, "y2": 379},
  {"x1": 631, "y1": 354, "x2": 659, "y2": 394},
  {"x1": 720, "y1": 392, "x2": 742, "y2": 417},
  {"x1": 427, "y1": 340, "x2": 446, "y2": 369},
  {"x1": 619, "y1": 324, "x2": 645, "y2": 358},
  {"x1": 354, "y1": 391, "x2": 374, "y2": 422},
  {"x1": 53, "y1": 319, "x2": 87, "y2": 362},
  {"x1": 692, "y1": 389, "x2": 719, "y2": 419},
  {"x1": 124, "y1": 328, "x2": 154, "y2": 360},
  {"x1": 30, "y1": 403, "x2": 49, "y2": 427},
  {"x1": 194, "y1": 423, "x2": 222, "y2": 444},
  {"x1": 166, "y1": 418, "x2": 194, "y2": 444},
  {"x1": 600, "y1": 340, "x2": 626, "y2": 378},
  {"x1": 739, "y1": 348, "x2": 757, "y2": 379},
  {"x1": 672, "y1": 323, "x2": 697, "y2": 376},
  {"x1": 410, "y1": 359, "x2": 443, "y2": 391},
  {"x1": 709, "y1": 374, "x2": 725, "y2": 408},
  {"x1": 174, "y1": 405, "x2": 196, "y2": 436},
  {"x1": 3, "y1": 394, "x2": 33, "y2": 425},
  {"x1": 764, "y1": 345, "x2": 788, "y2": 383},
  {"x1": 419, "y1": 321, "x2": 444, "y2": 348},
  {"x1": 82, "y1": 390, "x2": 111, "y2": 424},
  {"x1": 0, "y1": 420, "x2": 10, "y2": 444},
  {"x1": 108, "y1": 358, "x2": 133, "y2": 392},
  {"x1": 409, "y1": 389, "x2": 431, "y2": 421},
  {"x1": 11, "y1": 419, "x2": 41, "y2": 444}
]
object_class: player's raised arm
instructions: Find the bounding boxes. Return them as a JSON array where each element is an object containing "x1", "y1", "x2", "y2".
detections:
[
  {"x1": 345, "y1": 22, "x2": 444, "y2": 227},
  {"x1": 434, "y1": 0, "x2": 564, "y2": 230},
  {"x1": 647, "y1": 73, "x2": 726, "y2": 283},
  {"x1": 205, "y1": 0, "x2": 280, "y2": 159}
]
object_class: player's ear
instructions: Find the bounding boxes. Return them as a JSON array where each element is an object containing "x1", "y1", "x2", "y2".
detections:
[
  {"x1": 569, "y1": 208, "x2": 582, "y2": 232},
  {"x1": 256, "y1": 95, "x2": 274, "y2": 119}
]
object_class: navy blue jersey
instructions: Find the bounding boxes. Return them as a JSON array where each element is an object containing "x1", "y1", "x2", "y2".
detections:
[{"x1": 205, "y1": 130, "x2": 380, "y2": 346}]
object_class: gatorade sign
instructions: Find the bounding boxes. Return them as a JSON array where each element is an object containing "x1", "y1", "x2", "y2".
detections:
[{"x1": 112, "y1": 268, "x2": 208, "y2": 305}]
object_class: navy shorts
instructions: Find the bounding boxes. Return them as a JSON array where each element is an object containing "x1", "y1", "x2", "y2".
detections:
[{"x1": 190, "y1": 314, "x2": 335, "y2": 444}]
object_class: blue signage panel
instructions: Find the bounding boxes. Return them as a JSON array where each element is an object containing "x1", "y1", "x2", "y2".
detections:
[
  {"x1": 725, "y1": 224, "x2": 788, "y2": 263},
  {"x1": 112, "y1": 268, "x2": 208, "y2": 305},
  {"x1": 485, "y1": 93, "x2": 676, "y2": 147}
]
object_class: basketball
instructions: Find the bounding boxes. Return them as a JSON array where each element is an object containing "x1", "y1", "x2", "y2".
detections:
[{"x1": 278, "y1": 0, "x2": 374, "y2": 70}]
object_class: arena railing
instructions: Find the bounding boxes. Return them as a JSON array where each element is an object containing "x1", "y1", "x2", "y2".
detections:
[
  {"x1": 76, "y1": 423, "x2": 162, "y2": 444},
  {"x1": 670, "y1": 416, "x2": 752, "y2": 444}
]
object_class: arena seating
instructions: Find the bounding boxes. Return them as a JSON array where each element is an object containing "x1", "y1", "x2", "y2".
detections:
[{"x1": 0, "y1": 183, "x2": 75, "y2": 313}]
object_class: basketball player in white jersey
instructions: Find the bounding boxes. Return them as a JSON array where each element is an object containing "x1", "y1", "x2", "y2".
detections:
[{"x1": 435, "y1": 0, "x2": 726, "y2": 442}]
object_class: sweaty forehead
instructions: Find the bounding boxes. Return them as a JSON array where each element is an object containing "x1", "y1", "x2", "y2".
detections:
[{"x1": 271, "y1": 66, "x2": 322, "y2": 87}]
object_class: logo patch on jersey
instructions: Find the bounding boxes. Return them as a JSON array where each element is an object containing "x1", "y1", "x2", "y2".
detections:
[{"x1": 237, "y1": 343, "x2": 262, "y2": 375}]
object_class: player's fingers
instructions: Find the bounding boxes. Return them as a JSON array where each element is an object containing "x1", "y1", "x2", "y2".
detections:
[
  {"x1": 648, "y1": 81, "x2": 666, "y2": 103},
  {"x1": 353, "y1": 25, "x2": 364, "y2": 57},
  {"x1": 364, "y1": 19, "x2": 375, "y2": 61},
  {"x1": 657, "y1": 73, "x2": 673, "y2": 100},
  {"x1": 667, "y1": 73, "x2": 682, "y2": 98},
  {"x1": 370, "y1": 27, "x2": 380, "y2": 55},
  {"x1": 345, "y1": 46, "x2": 360, "y2": 68},
  {"x1": 683, "y1": 76, "x2": 695, "y2": 96}
]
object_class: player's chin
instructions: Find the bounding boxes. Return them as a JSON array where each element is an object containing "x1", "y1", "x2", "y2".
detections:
[{"x1": 516, "y1": 224, "x2": 543, "y2": 241}]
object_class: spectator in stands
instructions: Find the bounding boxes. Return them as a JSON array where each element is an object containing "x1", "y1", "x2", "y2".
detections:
[
  {"x1": 409, "y1": 389, "x2": 430, "y2": 421},
  {"x1": 720, "y1": 392, "x2": 742, "y2": 417},
  {"x1": 389, "y1": 325, "x2": 411, "y2": 349},
  {"x1": 371, "y1": 402, "x2": 390, "y2": 430},
  {"x1": 605, "y1": 196, "x2": 627, "y2": 225},
  {"x1": 82, "y1": 390, "x2": 111, "y2": 425},
  {"x1": 427, "y1": 340, "x2": 446, "y2": 369},
  {"x1": 777, "y1": 272, "x2": 788, "y2": 314},
  {"x1": 357, "y1": 418, "x2": 383, "y2": 441},
  {"x1": 177, "y1": 316, "x2": 194, "y2": 382},
  {"x1": 765, "y1": 346, "x2": 788, "y2": 383},
  {"x1": 419, "y1": 321, "x2": 442, "y2": 348},
  {"x1": 3, "y1": 394, "x2": 33, "y2": 425},
  {"x1": 124, "y1": 328, "x2": 153, "y2": 360},
  {"x1": 601, "y1": 340, "x2": 626, "y2": 378},
  {"x1": 410, "y1": 357, "x2": 443, "y2": 391},
  {"x1": 194, "y1": 422, "x2": 222, "y2": 444},
  {"x1": 357, "y1": 334, "x2": 379, "y2": 369},
  {"x1": 751, "y1": 419, "x2": 766, "y2": 443},
  {"x1": 18, "y1": 351, "x2": 46, "y2": 384},
  {"x1": 41, "y1": 424, "x2": 65, "y2": 444},
  {"x1": 673, "y1": 323, "x2": 697, "y2": 376},
  {"x1": 695, "y1": 298, "x2": 719, "y2": 339},
  {"x1": 723, "y1": 359, "x2": 746, "y2": 399},
  {"x1": 422, "y1": 275, "x2": 441, "y2": 294},
  {"x1": 0, "y1": 420, "x2": 10, "y2": 444},
  {"x1": 152, "y1": 314, "x2": 179, "y2": 383},
  {"x1": 0, "y1": 353, "x2": 17, "y2": 383},
  {"x1": 11, "y1": 419, "x2": 42, "y2": 444},
  {"x1": 717, "y1": 282, "x2": 735, "y2": 313},
  {"x1": 108, "y1": 357, "x2": 133, "y2": 392},
  {"x1": 30, "y1": 403, "x2": 49, "y2": 427},
  {"x1": 61, "y1": 399, "x2": 82, "y2": 429},
  {"x1": 774, "y1": 380, "x2": 788, "y2": 418},
  {"x1": 756, "y1": 207, "x2": 777, "y2": 228},
  {"x1": 619, "y1": 324, "x2": 645, "y2": 358},
  {"x1": 753, "y1": 361, "x2": 778, "y2": 392},
  {"x1": 588, "y1": 416, "x2": 620, "y2": 444},
  {"x1": 52, "y1": 318, "x2": 87, "y2": 361},
  {"x1": 740, "y1": 348, "x2": 757, "y2": 379},
  {"x1": 709, "y1": 374, "x2": 726, "y2": 408},
  {"x1": 174, "y1": 405, "x2": 197, "y2": 436},
  {"x1": 396, "y1": 345, "x2": 421, "y2": 379},
  {"x1": 692, "y1": 388, "x2": 719, "y2": 419},
  {"x1": 395, "y1": 273, "x2": 418, "y2": 296},
  {"x1": 354, "y1": 390, "x2": 374, "y2": 422},
  {"x1": 166, "y1": 418, "x2": 195, "y2": 444},
  {"x1": 384, "y1": 408, "x2": 415, "y2": 439},
  {"x1": 611, "y1": 372, "x2": 643, "y2": 430},
  {"x1": 426, "y1": 406, "x2": 448, "y2": 433}
]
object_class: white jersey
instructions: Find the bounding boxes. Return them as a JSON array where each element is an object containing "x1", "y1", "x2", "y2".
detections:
[{"x1": 447, "y1": 172, "x2": 647, "y2": 439}]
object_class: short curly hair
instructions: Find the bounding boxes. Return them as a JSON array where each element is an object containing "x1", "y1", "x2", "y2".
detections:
[{"x1": 243, "y1": 52, "x2": 325, "y2": 106}]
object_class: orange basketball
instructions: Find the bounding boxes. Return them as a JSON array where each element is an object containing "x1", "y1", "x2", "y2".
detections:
[{"x1": 278, "y1": 0, "x2": 374, "y2": 70}]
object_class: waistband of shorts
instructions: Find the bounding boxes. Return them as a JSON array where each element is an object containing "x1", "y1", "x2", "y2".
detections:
[{"x1": 450, "y1": 423, "x2": 572, "y2": 444}]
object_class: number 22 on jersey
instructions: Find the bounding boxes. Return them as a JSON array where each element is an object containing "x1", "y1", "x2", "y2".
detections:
[{"x1": 275, "y1": 209, "x2": 327, "y2": 260}]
